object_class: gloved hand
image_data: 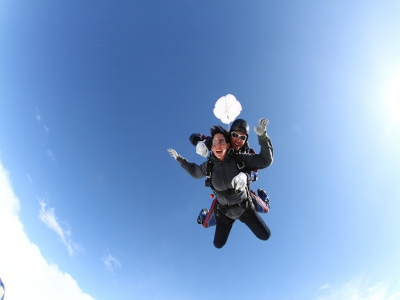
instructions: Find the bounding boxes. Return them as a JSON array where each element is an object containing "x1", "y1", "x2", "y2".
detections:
[
  {"x1": 254, "y1": 118, "x2": 269, "y2": 136},
  {"x1": 231, "y1": 172, "x2": 247, "y2": 191},
  {"x1": 196, "y1": 141, "x2": 209, "y2": 158},
  {"x1": 167, "y1": 148, "x2": 179, "y2": 160}
]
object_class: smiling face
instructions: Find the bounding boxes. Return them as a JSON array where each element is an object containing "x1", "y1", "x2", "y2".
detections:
[
  {"x1": 230, "y1": 130, "x2": 247, "y2": 151},
  {"x1": 211, "y1": 133, "x2": 230, "y2": 161}
]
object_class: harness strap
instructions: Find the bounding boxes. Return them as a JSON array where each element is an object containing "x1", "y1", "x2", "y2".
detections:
[
  {"x1": 232, "y1": 152, "x2": 245, "y2": 170},
  {"x1": 212, "y1": 188, "x2": 238, "y2": 195},
  {"x1": 206, "y1": 159, "x2": 213, "y2": 178},
  {"x1": 215, "y1": 209, "x2": 235, "y2": 225},
  {"x1": 205, "y1": 159, "x2": 213, "y2": 187},
  {"x1": 205, "y1": 152, "x2": 247, "y2": 189},
  {"x1": 239, "y1": 205, "x2": 253, "y2": 223},
  {"x1": 204, "y1": 150, "x2": 256, "y2": 224},
  {"x1": 217, "y1": 199, "x2": 245, "y2": 209},
  {"x1": 215, "y1": 188, "x2": 255, "y2": 224},
  {"x1": 239, "y1": 189, "x2": 255, "y2": 223}
]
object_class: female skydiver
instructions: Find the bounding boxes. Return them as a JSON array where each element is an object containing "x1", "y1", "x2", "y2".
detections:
[
  {"x1": 189, "y1": 119, "x2": 271, "y2": 226},
  {"x1": 190, "y1": 118, "x2": 255, "y2": 156},
  {"x1": 167, "y1": 118, "x2": 273, "y2": 248}
]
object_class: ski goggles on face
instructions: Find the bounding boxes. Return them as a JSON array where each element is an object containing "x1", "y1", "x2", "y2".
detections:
[
  {"x1": 231, "y1": 132, "x2": 247, "y2": 141},
  {"x1": 212, "y1": 138, "x2": 227, "y2": 146}
]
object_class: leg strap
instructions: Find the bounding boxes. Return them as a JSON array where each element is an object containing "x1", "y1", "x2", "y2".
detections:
[
  {"x1": 239, "y1": 197, "x2": 255, "y2": 223},
  {"x1": 215, "y1": 208, "x2": 235, "y2": 225}
]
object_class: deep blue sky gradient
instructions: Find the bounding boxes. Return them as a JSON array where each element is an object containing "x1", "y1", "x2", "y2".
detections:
[{"x1": 1, "y1": 1, "x2": 400, "y2": 299}]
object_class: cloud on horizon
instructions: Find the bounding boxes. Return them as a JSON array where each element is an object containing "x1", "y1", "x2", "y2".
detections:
[
  {"x1": 38, "y1": 199, "x2": 83, "y2": 256},
  {"x1": 0, "y1": 160, "x2": 94, "y2": 300},
  {"x1": 317, "y1": 276, "x2": 400, "y2": 300}
]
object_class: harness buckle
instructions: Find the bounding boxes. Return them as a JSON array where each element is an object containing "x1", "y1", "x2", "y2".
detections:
[{"x1": 236, "y1": 161, "x2": 245, "y2": 169}]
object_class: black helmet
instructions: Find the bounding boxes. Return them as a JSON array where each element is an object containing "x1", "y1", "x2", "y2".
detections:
[{"x1": 230, "y1": 119, "x2": 249, "y2": 135}]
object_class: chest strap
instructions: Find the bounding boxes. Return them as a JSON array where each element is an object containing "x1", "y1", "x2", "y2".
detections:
[{"x1": 213, "y1": 188, "x2": 238, "y2": 195}]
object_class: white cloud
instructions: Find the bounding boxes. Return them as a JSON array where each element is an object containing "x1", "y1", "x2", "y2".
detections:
[
  {"x1": 38, "y1": 199, "x2": 83, "y2": 257},
  {"x1": 46, "y1": 148, "x2": 55, "y2": 162},
  {"x1": 318, "y1": 276, "x2": 400, "y2": 300},
  {"x1": 102, "y1": 251, "x2": 121, "y2": 274},
  {"x1": 35, "y1": 107, "x2": 49, "y2": 134},
  {"x1": 319, "y1": 284, "x2": 331, "y2": 290},
  {"x1": 35, "y1": 109, "x2": 41, "y2": 121},
  {"x1": 388, "y1": 292, "x2": 400, "y2": 300},
  {"x1": 0, "y1": 160, "x2": 94, "y2": 299}
]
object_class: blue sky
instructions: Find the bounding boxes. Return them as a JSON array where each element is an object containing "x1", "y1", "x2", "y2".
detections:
[{"x1": 1, "y1": 1, "x2": 400, "y2": 299}]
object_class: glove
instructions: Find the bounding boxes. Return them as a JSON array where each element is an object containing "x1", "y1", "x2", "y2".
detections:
[
  {"x1": 231, "y1": 172, "x2": 247, "y2": 191},
  {"x1": 196, "y1": 141, "x2": 209, "y2": 158},
  {"x1": 167, "y1": 148, "x2": 179, "y2": 160},
  {"x1": 254, "y1": 118, "x2": 269, "y2": 136}
]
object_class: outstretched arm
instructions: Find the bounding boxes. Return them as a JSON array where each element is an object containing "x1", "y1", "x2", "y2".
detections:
[{"x1": 167, "y1": 148, "x2": 208, "y2": 179}]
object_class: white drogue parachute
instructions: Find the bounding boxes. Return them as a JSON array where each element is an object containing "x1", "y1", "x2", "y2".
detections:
[{"x1": 213, "y1": 94, "x2": 242, "y2": 125}]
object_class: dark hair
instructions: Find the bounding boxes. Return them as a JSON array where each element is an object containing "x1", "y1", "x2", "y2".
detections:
[{"x1": 210, "y1": 125, "x2": 230, "y2": 144}]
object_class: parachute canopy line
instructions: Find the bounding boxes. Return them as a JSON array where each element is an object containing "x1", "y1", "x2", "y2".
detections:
[
  {"x1": 213, "y1": 94, "x2": 242, "y2": 128},
  {"x1": 0, "y1": 277, "x2": 4, "y2": 300}
]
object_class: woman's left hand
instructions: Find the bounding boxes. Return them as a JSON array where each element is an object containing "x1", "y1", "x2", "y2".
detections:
[{"x1": 231, "y1": 172, "x2": 247, "y2": 191}]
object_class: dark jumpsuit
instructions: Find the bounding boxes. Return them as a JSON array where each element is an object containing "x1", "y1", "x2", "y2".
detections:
[{"x1": 177, "y1": 133, "x2": 273, "y2": 248}]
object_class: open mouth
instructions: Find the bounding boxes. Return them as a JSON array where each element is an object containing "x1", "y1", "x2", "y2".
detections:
[{"x1": 215, "y1": 150, "x2": 223, "y2": 155}]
